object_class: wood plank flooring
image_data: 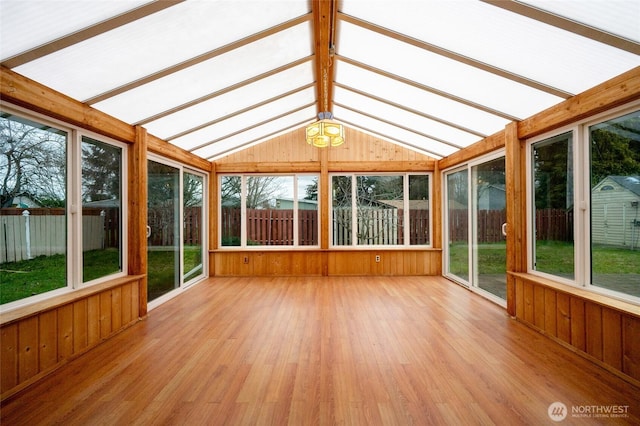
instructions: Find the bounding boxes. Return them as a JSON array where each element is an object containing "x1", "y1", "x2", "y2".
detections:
[{"x1": 2, "y1": 276, "x2": 639, "y2": 425}]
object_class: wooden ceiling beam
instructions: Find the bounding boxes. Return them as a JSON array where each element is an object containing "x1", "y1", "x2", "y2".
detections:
[
  {"x1": 312, "y1": 0, "x2": 338, "y2": 115},
  {"x1": 482, "y1": 0, "x2": 640, "y2": 56}
]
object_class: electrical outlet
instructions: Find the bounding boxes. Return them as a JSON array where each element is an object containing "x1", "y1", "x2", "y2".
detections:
[
  {"x1": 243, "y1": 256, "x2": 249, "y2": 264},
  {"x1": 375, "y1": 255, "x2": 381, "y2": 263}
]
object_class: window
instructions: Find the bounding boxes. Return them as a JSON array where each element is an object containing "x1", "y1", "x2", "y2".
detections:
[
  {"x1": 331, "y1": 174, "x2": 430, "y2": 247},
  {"x1": 1, "y1": 109, "x2": 125, "y2": 308},
  {"x1": 529, "y1": 105, "x2": 640, "y2": 301},
  {"x1": 589, "y1": 110, "x2": 640, "y2": 297},
  {"x1": 531, "y1": 132, "x2": 574, "y2": 280},
  {"x1": 183, "y1": 171, "x2": 204, "y2": 282},
  {"x1": 219, "y1": 174, "x2": 319, "y2": 247},
  {"x1": 82, "y1": 137, "x2": 122, "y2": 282}
]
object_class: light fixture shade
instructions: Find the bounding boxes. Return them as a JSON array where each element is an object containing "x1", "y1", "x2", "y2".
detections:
[{"x1": 306, "y1": 114, "x2": 344, "y2": 147}]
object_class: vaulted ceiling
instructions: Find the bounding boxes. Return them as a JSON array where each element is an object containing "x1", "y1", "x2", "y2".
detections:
[{"x1": 1, "y1": 0, "x2": 639, "y2": 160}]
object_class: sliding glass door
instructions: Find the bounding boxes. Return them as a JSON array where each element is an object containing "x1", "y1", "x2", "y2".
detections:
[
  {"x1": 445, "y1": 169, "x2": 470, "y2": 284},
  {"x1": 147, "y1": 159, "x2": 207, "y2": 305},
  {"x1": 471, "y1": 156, "x2": 507, "y2": 300},
  {"x1": 147, "y1": 160, "x2": 180, "y2": 302},
  {"x1": 444, "y1": 154, "x2": 507, "y2": 304},
  {"x1": 183, "y1": 172, "x2": 204, "y2": 283}
]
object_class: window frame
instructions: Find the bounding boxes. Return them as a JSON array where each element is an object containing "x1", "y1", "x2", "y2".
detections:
[
  {"x1": 218, "y1": 173, "x2": 320, "y2": 249},
  {"x1": 329, "y1": 172, "x2": 432, "y2": 249},
  {"x1": 526, "y1": 101, "x2": 640, "y2": 304},
  {"x1": 0, "y1": 103, "x2": 128, "y2": 311}
]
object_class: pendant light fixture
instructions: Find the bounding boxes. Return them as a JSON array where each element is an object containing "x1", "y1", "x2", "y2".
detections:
[{"x1": 306, "y1": 112, "x2": 344, "y2": 148}]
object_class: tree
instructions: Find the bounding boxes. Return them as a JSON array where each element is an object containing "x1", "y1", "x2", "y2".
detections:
[
  {"x1": 82, "y1": 138, "x2": 121, "y2": 203},
  {"x1": 590, "y1": 115, "x2": 640, "y2": 185},
  {"x1": 1, "y1": 116, "x2": 66, "y2": 208}
]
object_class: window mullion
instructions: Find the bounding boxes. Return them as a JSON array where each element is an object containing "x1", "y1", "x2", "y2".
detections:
[{"x1": 70, "y1": 129, "x2": 82, "y2": 289}]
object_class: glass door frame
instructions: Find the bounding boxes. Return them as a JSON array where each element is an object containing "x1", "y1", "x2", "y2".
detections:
[
  {"x1": 443, "y1": 150, "x2": 507, "y2": 307},
  {"x1": 443, "y1": 166, "x2": 471, "y2": 287},
  {"x1": 147, "y1": 154, "x2": 208, "y2": 310}
]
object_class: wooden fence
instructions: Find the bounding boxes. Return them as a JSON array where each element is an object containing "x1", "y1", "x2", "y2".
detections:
[
  {"x1": 221, "y1": 208, "x2": 318, "y2": 246},
  {"x1": 448, "y1": 208, "x2": 573, "y2": 243},
  {"x1": 221, "y1": 208, "x2": 430, "y2": 246},
  {"x1": 144, "y1": 206, "x2": 203, "y2": 247}
]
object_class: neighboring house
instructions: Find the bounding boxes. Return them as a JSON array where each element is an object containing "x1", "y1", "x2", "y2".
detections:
[
  {"x1": 275, "y1": 198, "x2": 318, "y2": 210},
  {"x1": 476, "y1": 183, "x2": 506, "y2": 211},
  {"x1": 378, "y1": 200, "x2": 429, "y2": 210},
  {"x1": 591, "y1": 176, "x2": 640, "y2": 248}
]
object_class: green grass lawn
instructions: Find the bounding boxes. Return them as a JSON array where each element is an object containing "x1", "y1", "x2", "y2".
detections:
[
  {"x1": 1, "y1": 247, "x2": 203, "y2": 305},
  {"x1": 447, "y1": 241, "x2": 639, "y2": 297}
]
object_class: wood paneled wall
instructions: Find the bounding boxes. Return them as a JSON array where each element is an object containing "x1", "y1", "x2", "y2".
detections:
[
  {"x1": 0, "y1": 276, "x2": 144, "y2": 400},
  {"x1": 212, "y1": 126, "x2": 440, "y2": 277},
  {"x1": 512, "y1": 273, "x2": 640, "y2": 384},
  {"x1": 213, "y1": 250, "x2": 441, "y2": 277}
]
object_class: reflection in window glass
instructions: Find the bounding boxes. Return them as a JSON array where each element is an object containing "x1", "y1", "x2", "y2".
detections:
[
  {"x1": 408, "y1": 175, "x2": 430, "y2": 245},
  {"x1": 82, "y1": 137, "x2": 122, "y2": 282},
  {"x1": 246, "y1": 176, "x2": 294, "y2": 246},
  {"x1": 221, "y1": 176, "x2": 241, "y2": 246},
  {"x1": 184, "y1": 172, "x2": 204, "y2": 282},
  {"x1": 297, "y1": 175, "x2": 319, "y2": 246},
  {"x1": 332, "y1": 175, "x2": 352, "y2": 246},
  {"x1": 0, "y1": 114, "x2": 67, "y2": 304},
  {"x1": 357, "y1": 175, "x2": 403, "y2": 245},
  {"x1": 447, "y1": 170, "x2": 469, "y2": 282},
  {"x1": 532, "y1": 132, "x2": 575, "y2": 279},
  {"x1": 590, "y1": 111, "x2": 640, "y2": 297}
]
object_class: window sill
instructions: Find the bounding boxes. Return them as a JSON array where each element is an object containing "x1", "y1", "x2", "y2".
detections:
[
  {"x1": 0, "y1": 275, "x2": 145, "y2": 326},
  {"x1": 509, "y1": 272, "x2": 640, "y2": 318},
  {"x1": 211, "y1": 247, "x2": 441, "y2": 252}
]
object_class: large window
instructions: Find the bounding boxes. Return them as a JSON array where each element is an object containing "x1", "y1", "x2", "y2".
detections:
[
  {"x1": 1, "y1": 109, "x2": 125, "y2": 308},
  {"x1": 529, "y1": 106, "x2": 640, "y2": 301},
  {"x1": 589, "y1": 111, "x2": 640, "y2": 297},
  {"x1": 82, "y1": 137, "x2": 122, "y2": 282},
  {"x1": 219, "y1": 174, "x2": 319, "y2": 247},
  {"x1": 331, "y1": 174, "x2": 430, "y2": 247},
  {"x1": 531, "y1": 132, "x2": 574, "y2": 280}
]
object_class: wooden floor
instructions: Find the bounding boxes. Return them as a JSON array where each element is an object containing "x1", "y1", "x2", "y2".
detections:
[{"x1": 2, "y1": 276, "x2": 639, "y2": 425}]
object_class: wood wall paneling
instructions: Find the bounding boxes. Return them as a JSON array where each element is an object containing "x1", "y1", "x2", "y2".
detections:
[
  {"x1": 212, "y1": 250, "x2": 441, "y2": 277},
  {"x1": 1, "y1": 324, "x2": 18, "y2": 392},
  {"x1": 0, "y1": 278, "x2": 143, "y2": 401},
  {"x1": 602, "y1": 308, "x2": 622, "y2": 370},
  {"x1": 585, "y1": 302, "x2": 603, "y2": 361},
  {"x1": 623, "y1": 316, "x2": 640, "y2": 380},
  {"x1": 512, "y1": 274, "x2": 640, "y2": 384}
]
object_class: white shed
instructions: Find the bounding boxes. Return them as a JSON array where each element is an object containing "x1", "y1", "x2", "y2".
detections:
[{"x1": 591, "y1": 176, "x2": 640, "y2": 248}]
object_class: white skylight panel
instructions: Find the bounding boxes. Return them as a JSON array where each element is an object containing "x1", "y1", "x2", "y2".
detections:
[
  {"x1": 333, "y1": 86, "x2": 479, "y2": 148},
  {"x1": 192, "y1": 106, "x2": 316, "y2": 159},
  {"x1": 93, "y1": 23, "x2": 311, "y2": 124},
  {"x1": 338, "y1": 22, "x2": 563, "y2": 120},
  {"x1": 340, "y1": 1, "x2": 640, "y2": 97},
  {"x1": 335, "y1": 61, "x2": 510, "y2": 137},
  {"x1": 13, "y1": 4, "x2": 310, "y2": 102},
  {"x1": 334, "y1": 106, "x2": 458, "y2": 158},
  {"x1": 521, "y1": 0, "x2": 640, "y2": 42},
  {"x1": 144, "y1": 61, "x2": 314, "y2": 139},
  {"x1": 171, "y1": 87, "x2": 315, "y2": 150},
  {"x1": 0, "y1": 0, "x2": 149, "y2": 60}
]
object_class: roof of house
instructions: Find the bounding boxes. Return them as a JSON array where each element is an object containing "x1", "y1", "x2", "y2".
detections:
[
  {"x1": 606, "y1": 176, "x2": 640, "y2": 197},
  {"x1": 1, "y1": 1, "x2": 638, "y2": 160}
]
